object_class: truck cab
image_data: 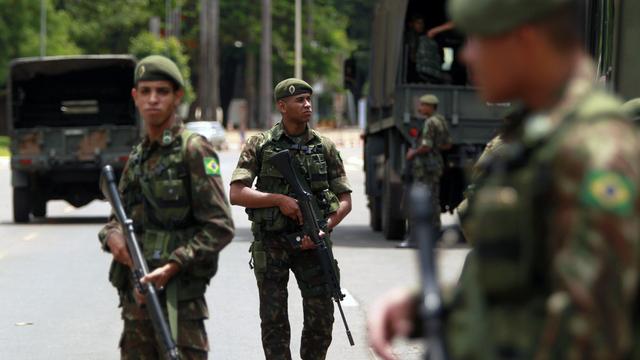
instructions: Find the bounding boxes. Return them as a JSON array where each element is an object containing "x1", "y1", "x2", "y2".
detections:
[{"x1": 8, "y1": 55, "x2": 140, "y2": 222}]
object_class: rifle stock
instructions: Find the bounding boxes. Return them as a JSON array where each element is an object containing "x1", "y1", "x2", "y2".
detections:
[
  {"x1": 100, "y1": 165, "x2": 179, "y2": 360},
  {"x1": 269, "y1": 150, "x2": 355, "y2": 346},
  {"x1": 409, "y1": 183, "x2": 448, "y2": 360}
]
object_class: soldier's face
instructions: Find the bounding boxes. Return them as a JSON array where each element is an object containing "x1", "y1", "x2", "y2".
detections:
[
  {"x1": 461, "y1": 33, "x2": 526, "y2": 102},
  {"x1": 418, "y1": 103, "x2": 435, "y2": 116},
  {"x1": 280, "y1": 93, "x2": 313, "y2": 124},
  {"x1": 131, "y1": 80, "x2": 183, "y2": 127}
]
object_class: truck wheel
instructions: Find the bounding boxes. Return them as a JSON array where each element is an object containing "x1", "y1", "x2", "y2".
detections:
[
  {"x1": 381, "y1": 164, "x2": 406, "y2": 240},
  {"x1": 32, "y1": 196, "x2": 47, "y2": 218},
  {"x1": 369, "y1": 196, "x2": 382, "y2": 231},
  {"x1": 13, "y1": 187, "x2": 31, "y2": 223}
]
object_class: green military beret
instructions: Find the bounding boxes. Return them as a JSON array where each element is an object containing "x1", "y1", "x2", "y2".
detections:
[
  {"x1": 419, "y1": 94, "x2": 439, "y2": 105},
  {"x1": 448, "y1": 0, "x2": 573, "y2": 36},
  {"x1": 622, "y1": 98, "x2": 640, "y2": 122},
  {"x1": 134, "y1": 55, "x2": 184, "y2": 89},
  {"x1": 274, "y1": 78, "x2": 313, "y2": 101}
]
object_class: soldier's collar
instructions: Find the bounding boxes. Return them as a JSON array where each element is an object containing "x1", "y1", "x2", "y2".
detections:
[
  {"x1": 272, "y1": 121, "x2": 317, "y2": 144},
  {"x1": 523, "y1": 56, "x2": 596, "y2": 145},
  {"x1": 142, "y1": 118, "x2": 184, "y2": 148}
]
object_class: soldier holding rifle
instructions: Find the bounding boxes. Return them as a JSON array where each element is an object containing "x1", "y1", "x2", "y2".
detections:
[
  {"x1": 368, "y1": 0, "x2": 640, "y2": 359},
  {"x1": 230, "y1": 78, "x2": 352, "y2": 360},
  {"x1": 98, "y1": 55, "x2": 234, "y2": 359}
]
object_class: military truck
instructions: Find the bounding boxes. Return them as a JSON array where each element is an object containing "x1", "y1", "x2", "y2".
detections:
[
  {"x1": 7, "y1": 55, "x2": 139, "y2": 223},
  {"x1": 363, "y1": 0, "x2": 640, "y2": 240}
]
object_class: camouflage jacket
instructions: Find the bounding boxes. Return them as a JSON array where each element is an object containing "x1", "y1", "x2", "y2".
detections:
[
  {"x1": 447, "y1": 57, "x2": 640, "y2": 359},
  {"x1": 98, "y1": 120, "x2": 234, "y2": 308},
  {"x1": 414, "y1": 113, "x2": 452, "y2": 178},
  {"x1": 231, "y1": 122, "x2": 351, "y2": 235},
  {"x1": 416, "y1": 35, "x2": 444, "y2": 82}
]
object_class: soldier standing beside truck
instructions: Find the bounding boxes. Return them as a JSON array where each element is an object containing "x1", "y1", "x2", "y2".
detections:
[
  {"x1": 98, "y1": 55, "x2": 234, "y2": 359},
  {"x1": 229, "y1": 78, "x2": 352, "y2": 360},
  {"x1": 398, "y1": 94, "x2": 451, "y2": 249}
]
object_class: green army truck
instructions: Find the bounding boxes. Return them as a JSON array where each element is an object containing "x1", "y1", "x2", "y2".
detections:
[
  {"x1": 363, "y1": 0, "x2": 640, "y2": 240},
  {"x1": 8, "y1": 55, "x2": 139, "y2": 223}
]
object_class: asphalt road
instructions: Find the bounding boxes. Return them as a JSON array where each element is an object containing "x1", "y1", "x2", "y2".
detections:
[{"x1": 0, "y1": 145, "x2": 468, "y2": 360}]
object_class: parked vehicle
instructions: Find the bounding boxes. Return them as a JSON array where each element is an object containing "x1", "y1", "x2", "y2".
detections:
[
  {"x1": 7, "y1": 55, "x2": 140, "y2": 222},
  {"x1": 185, "y1": 120, "x2": 226, "y2": 148}
]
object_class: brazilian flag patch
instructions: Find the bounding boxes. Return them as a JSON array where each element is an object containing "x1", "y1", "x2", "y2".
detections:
[
  {"x1": 203, "y1": 157, "x2": 221, "y2": 176},
  {"x1": 580, "y1": 170, "x2": 635, "y2": 216}
]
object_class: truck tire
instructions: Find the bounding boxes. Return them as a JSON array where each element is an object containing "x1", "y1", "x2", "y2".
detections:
[
  {"x1": 381, "y1": 164, "x2": 406, "y2": 240},
  {"x1": 369, "y1": 195, "x2": 382, "y2": 231},
  {"x1": 32, "y1": 195, "x2": 47, "y2": 218},
  {"x1": 13, "y1": 187, "x2": 31, "y2": 223}
]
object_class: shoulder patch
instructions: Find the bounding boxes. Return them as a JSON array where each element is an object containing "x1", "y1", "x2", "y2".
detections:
[
  {"x1": 580, "y1": 170, "x2": 635, "y2": 216},
  {"x1": 203, "y1": 157, "x2": 221, "y2": 176}
]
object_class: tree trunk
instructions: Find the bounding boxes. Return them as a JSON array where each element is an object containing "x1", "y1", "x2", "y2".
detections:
[
  {"x1": 208, "y1": 0, "x2": 220, "y2": 121},
  {"x1": 259, "y1": 0, "x2": 272, "y2": 128}
]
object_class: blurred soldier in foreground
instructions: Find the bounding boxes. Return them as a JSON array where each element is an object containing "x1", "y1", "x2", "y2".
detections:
[
  {"x1": 98, "y1": 55, "x2": 234, "y2": 359},
  {"x1": 229, "y1": 78, "x2": 353, "y2": 360},
  {"x1": 399, "y1": 94, "x2": 452, "y2": 249},
  {"x1": 622, "y1": 98, "x2": 640, "y2": 122},
  {"x1": 368, "y1": 0, "x2": 640, "y2": 359}
]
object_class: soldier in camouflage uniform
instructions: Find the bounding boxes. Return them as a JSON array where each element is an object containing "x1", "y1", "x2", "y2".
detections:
[
  {"x1": 98, "y1": 55, "x2": 234, "y2": 359},
  {"x1": 369, "y1": 0, "x2": 640, "y2": 359},
  {"x1": 406, "y1": 94, "x2": 452, "y2": 231},
  {"x1": 622, "y1": 98, "x2": 640, "y2": 122},
  {"x1": 229, "y1": 78, "x2": 352, "y2": 360}
]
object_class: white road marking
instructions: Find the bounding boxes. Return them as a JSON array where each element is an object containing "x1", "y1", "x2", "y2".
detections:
[
  {"x1": 63, "y1": 206, "x2": 75, "y2": 214},
  {"x1": 22, "y1": 232, "x2": 38, "y2": 241},
  {"x1": 341, "y1": 287, "x2": 359, "y2": 307}
]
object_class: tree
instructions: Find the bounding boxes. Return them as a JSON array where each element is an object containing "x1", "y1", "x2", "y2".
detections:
[
  {"x1": 129, "y1": 32, "x2": 195, "y2": 104},
  {"x1": 0, "y1": 0, "x2": 80, "y2": 85}
]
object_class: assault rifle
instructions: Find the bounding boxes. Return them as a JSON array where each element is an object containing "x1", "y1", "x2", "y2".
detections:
[
  {"x1": 409, "y1": 183, "x2": 448, "y2": 360},
  {"x1": 269, "y1": 150, "x2": 355, "y2": 346},
  {"x1": 100, "y1": 165, "x2": 179, "y2": 360}
]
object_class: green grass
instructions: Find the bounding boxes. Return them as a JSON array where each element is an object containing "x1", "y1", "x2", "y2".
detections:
[{"x1": 0, "y1": 136, "x2": 9, "y2": 156}]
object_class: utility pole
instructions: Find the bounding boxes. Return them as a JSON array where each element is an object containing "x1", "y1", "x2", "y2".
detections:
[
  {"x1": 198, "y1": 0, "x2": 220, "y2": 121},
  {"x1": 40, "y1": 0, "x2": 46, "y2": 58},
  {"x1": 294, "y1": 0, "x2": 302, "y2": 78},
  {"x1": 259, "y1": 0, "x2": 273, "y2": 128},
  {"x1": 208, "y1": 0, "x2": 220, "y2": 121},
  {"x1": 199, "y1": 0, "x2": 210, "y2": 120}
]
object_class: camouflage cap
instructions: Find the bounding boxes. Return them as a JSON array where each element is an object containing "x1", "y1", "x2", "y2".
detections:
[
  {"x1": 134, "y1": 55, "x2": 184, "y2": 89},
  {"x1": 274, "y1": 78, "x2": 313, "y2": 101},
  {"x1": 622, "y1": 98, "x2": 640, "y2": 122},
  {"x1": 419, "y1": 94, "x2": 439, "y2": 105},
  {"x1": 448, "y1": 0, "x2": 573, "y2": 36}
]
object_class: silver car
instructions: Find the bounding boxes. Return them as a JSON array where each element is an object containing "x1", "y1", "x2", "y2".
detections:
[{"x1": 185, "y1": 121, "x2": 226, "y2": 148}]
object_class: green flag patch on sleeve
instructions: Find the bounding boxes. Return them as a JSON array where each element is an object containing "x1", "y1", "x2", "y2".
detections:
[
  {"x1": 580, "y1": 170, "x2": 635, "y2": 216},
  {"x1": 203, "y1": 157, "x2": 221, "y2": 176}
]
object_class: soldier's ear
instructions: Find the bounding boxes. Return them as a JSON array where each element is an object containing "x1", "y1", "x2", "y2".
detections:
[
  {"x1": 174, "y1": 88, "x2": 184, "y2": 106},
  {"x1": 277, "y1": 99, "x2": 287, "y2": 114},
  {"x1": 131, "y1": 88, "x2": 138, "y2": 102}
]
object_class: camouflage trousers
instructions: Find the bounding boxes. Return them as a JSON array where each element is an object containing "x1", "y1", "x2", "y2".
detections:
[
  {"x1": 414, "y1": 173, "x2": 441, "y2": 230},
  {"x1": 119, "y1": 295, "x2": 209, "y2": 360},
  {"x1": 251, "y1": 238, "x2": 335, "y2": 360}
]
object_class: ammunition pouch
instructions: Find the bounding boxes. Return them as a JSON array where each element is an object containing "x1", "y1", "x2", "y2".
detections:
[{"x1": 109, "y1": 261, "x2": 130, "y2": 290}]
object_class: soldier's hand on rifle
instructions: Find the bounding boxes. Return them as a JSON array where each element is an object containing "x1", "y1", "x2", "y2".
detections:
[
  {"x1": 277, "y1": 194, "x2": 304, "y2": 225},
  {"x1": 141, "y1": 262, "x2": 181, "y2": 291},
  {"x1": 106, "y1": 231, "x2": 133, "y2": 268},
  {"x1": 406, "y1": 148, "x2": 416, "y2": 161},
  {"x1": 368, "y1": 287, "x2": 418, "y2": 360}
]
